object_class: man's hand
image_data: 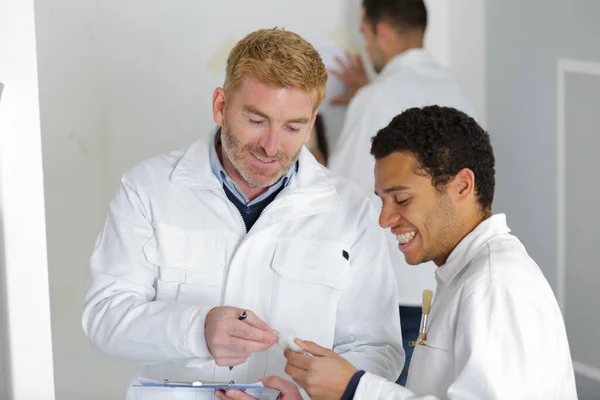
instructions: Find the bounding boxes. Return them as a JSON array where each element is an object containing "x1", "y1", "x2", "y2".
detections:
[
  {"x1": 284, "y1": 339, "x2": 358, "y2": 400},
  {"x1": 329, "y1": 52, "x2": 370, "y2": 105},
  {"x1": 205, "y1": 307, "x2": 278, "y2": 367},
  {"x1": 214, "y1": 376, "x2": 302, "y2": 400}
]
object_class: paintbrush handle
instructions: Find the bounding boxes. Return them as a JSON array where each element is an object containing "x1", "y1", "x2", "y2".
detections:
[{"x1": 417, "y1": 313, "x2": 428, "y2": 345}]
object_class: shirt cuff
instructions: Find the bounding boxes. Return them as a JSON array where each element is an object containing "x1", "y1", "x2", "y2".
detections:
[
  {"x1": 184, "y1": 305, "x2": 214, "y2": 358},
  {"x1": 341, "y1": 370, "x2": 366, "y2": 400}
]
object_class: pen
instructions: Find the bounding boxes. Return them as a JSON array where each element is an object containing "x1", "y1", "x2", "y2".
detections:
[{"x1": 229, "y1": 311, "x2": 248, "y2": 371}]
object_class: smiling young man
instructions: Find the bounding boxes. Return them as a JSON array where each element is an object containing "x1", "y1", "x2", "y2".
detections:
[
  {"x1": 238, "y1": 106, "x2": 577, "y2": 400},
  {"x1": 326, "y1": 2, "x2": 477, "y2": 384},
  {"x1": 82, "y1": 28, "x2": 404, "y2": 399}
]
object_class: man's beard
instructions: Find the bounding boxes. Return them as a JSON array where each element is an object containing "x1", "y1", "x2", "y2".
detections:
[{"x1": 220, "y1": 122, "x2": 301, "y2": 188}]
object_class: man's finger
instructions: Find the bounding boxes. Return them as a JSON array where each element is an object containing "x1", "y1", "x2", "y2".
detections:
[
  {"x1": 227, "y1": 335, "x2": 274, "y2": 353},
  {"x1": 335, "y1": 55, "x2": 351, "y2": 69},
  {"x1": 285, "y1": 363, "x2": 309, "y2": 385},
  {"x1": 328, "y1": 69, "x2": 346, "y2": 80},
  {"x1": 345, "y1": 51, "x2": 358, "y2": 64},
  {"x1": 329, "y1": 69, "x2": 354, "y2": 87},
  {"x1": 242, "y1": 311, "x2": 278, "y2": 336},
  {"x1": 351, "y1": 53, "x2": 364, "y2": 68},
  {"x1": 214, "y1": 389, "x2": 256, "y2": 400},
  {"x1": 260, "y1": 376, "x2": 298, "y2": 396},
  {"x1": 295, "y1": 339, "x2": 332, "y2": 357},
  {"x1": 211, "y1": 346, "x2": 251, "y2": 359},
  {"x1": 230, "y1": 321, "x2": 277, "y2": 344},
  {"x1": 224, "y1": 389, "x2": 255, "y2": 400},
  {"x1": 357, "y1": 58, "x2": 366, "y2": 73},
  {"x1": 284, "y1": 349, "x2": 313, "y2": 370}
]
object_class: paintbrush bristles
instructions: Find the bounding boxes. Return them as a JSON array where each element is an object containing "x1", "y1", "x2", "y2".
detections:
[{"x1": 422, "y1": 289, "x2": 433, "y2": 314}]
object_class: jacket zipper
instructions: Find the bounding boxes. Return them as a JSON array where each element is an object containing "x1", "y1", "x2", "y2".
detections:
[{"x1": 202, "y1": 185, "x2": 247, "y2": 233}]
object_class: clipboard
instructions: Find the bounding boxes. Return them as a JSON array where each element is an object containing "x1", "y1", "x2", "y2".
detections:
[{"x1": 132, "y1": 378, "x2": 281, "y2": 399}]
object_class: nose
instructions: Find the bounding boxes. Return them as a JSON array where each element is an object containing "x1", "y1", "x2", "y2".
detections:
[
  {"x1": 258, "y1": 128, "x2": 280, "y2": 157},
  {"x1": 379, "y1": 203, "x2": 401, "y2": 229}
]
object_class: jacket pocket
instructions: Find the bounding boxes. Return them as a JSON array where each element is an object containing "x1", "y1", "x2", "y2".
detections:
[
  {"x1": 264, "y1": 239, "x2": 350, "y2": 376},
  {"x1": 143, "y1": 224, "x2": 227, "y2": 305},
  {"x1": 406, "y1": 330, "x2": 453, "y2": 395}
]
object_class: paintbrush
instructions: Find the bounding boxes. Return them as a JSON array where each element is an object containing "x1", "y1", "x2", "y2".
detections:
[{"x1": 417, "y1": 289, "x2": 433, "y2": 345}]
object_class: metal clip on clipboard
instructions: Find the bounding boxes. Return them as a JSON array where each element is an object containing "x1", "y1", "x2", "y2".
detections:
[{"x1": 163, "y1": 379, "x2": 235, "y2": 387}]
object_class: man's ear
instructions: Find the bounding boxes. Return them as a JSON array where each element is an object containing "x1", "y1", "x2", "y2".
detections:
[
  {"x1": 375, "y1": 20, "x2": 396, "y2": 52},
  {"x1": 452, "y1": 168, "x2": 475, "y2": 201},
  {"x1": 212, "y1": 87, "x2": 226, "y2": 126}
]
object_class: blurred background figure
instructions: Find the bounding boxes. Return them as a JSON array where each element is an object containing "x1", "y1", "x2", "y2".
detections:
[{"x1": 313, "y1": 44, "x2": 352, "y2": 157}]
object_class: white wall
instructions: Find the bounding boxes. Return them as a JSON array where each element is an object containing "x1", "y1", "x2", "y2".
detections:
[
  {"x1": 34, "y1": 1, "x2": 485, "y2": 398},
  {"x1": 34, "y1": 0, "x2": 138, "y2": 398},
  {"x1": 486, "y1": 0, "x2": 600, "y2": 396},
  {"x1": 448, "y1": 0, "x2": 486, "y2": 126},
  {"x1": 0, "y1": 0, "x2": 56, "y2": 398},
  {"x1": 424, "y1": 0, "x2": 487, "y2": 126},
  {"x1": 0, "y1": 81, "x2": 7, "y2": 400}
]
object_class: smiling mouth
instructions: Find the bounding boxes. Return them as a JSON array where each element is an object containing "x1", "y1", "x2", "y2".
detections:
[
  {"x1": 396, "y1": 231, "x2": 416, "y2": 245},
  {"x1": 250, "y1": 153, "x2": 277, "y2": 164}
]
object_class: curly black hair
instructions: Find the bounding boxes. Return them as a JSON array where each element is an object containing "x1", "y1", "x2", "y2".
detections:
[{"x1": 370, "y1": 105, "x2": 495, "y2": 213}]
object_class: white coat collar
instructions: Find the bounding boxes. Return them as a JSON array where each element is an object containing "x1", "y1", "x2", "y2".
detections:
[
  {"x1": 436, "y1": 214, "x2": 511, "y2": 286},
  {"x1": 378, "y1": 48, "x2": 435, "y2": 80},
  {"x1": 170, "y1": 132, "x2": 341, "y2": 220}
]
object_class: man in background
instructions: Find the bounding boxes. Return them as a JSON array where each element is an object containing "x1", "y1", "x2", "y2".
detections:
[{"x1": 327, "y1": 0, "x2": 476, "y2": 384}]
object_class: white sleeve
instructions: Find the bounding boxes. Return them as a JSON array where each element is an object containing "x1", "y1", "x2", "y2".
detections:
[
  {"x1": 355, "y1": 373, "x2": 439, "y2": 400},
  {"x1": 81, "y1": 176, "x2": 213, "y2": 363},
  {"x1": 332, "y1": 200, "x2": 405, "y2": 382}
]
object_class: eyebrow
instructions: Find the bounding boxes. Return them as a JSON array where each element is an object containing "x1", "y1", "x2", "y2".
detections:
[
  {"x1": 374, "y1": 185, "x2": 411, "y2": 196},
  {"x1": 243, "y1": 105, "x2": 310, "y2": 125}
]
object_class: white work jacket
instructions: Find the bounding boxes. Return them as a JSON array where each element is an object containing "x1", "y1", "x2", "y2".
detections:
[
  {"x1": 354, "y1": 214, "x2": 577, "y2": 399},
  {"x1": 328, "y1": 49, "x2": 477, "y2": 306},
  {"x1": 82, "y1": 133, "x2": 404, "y2": 398}
]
